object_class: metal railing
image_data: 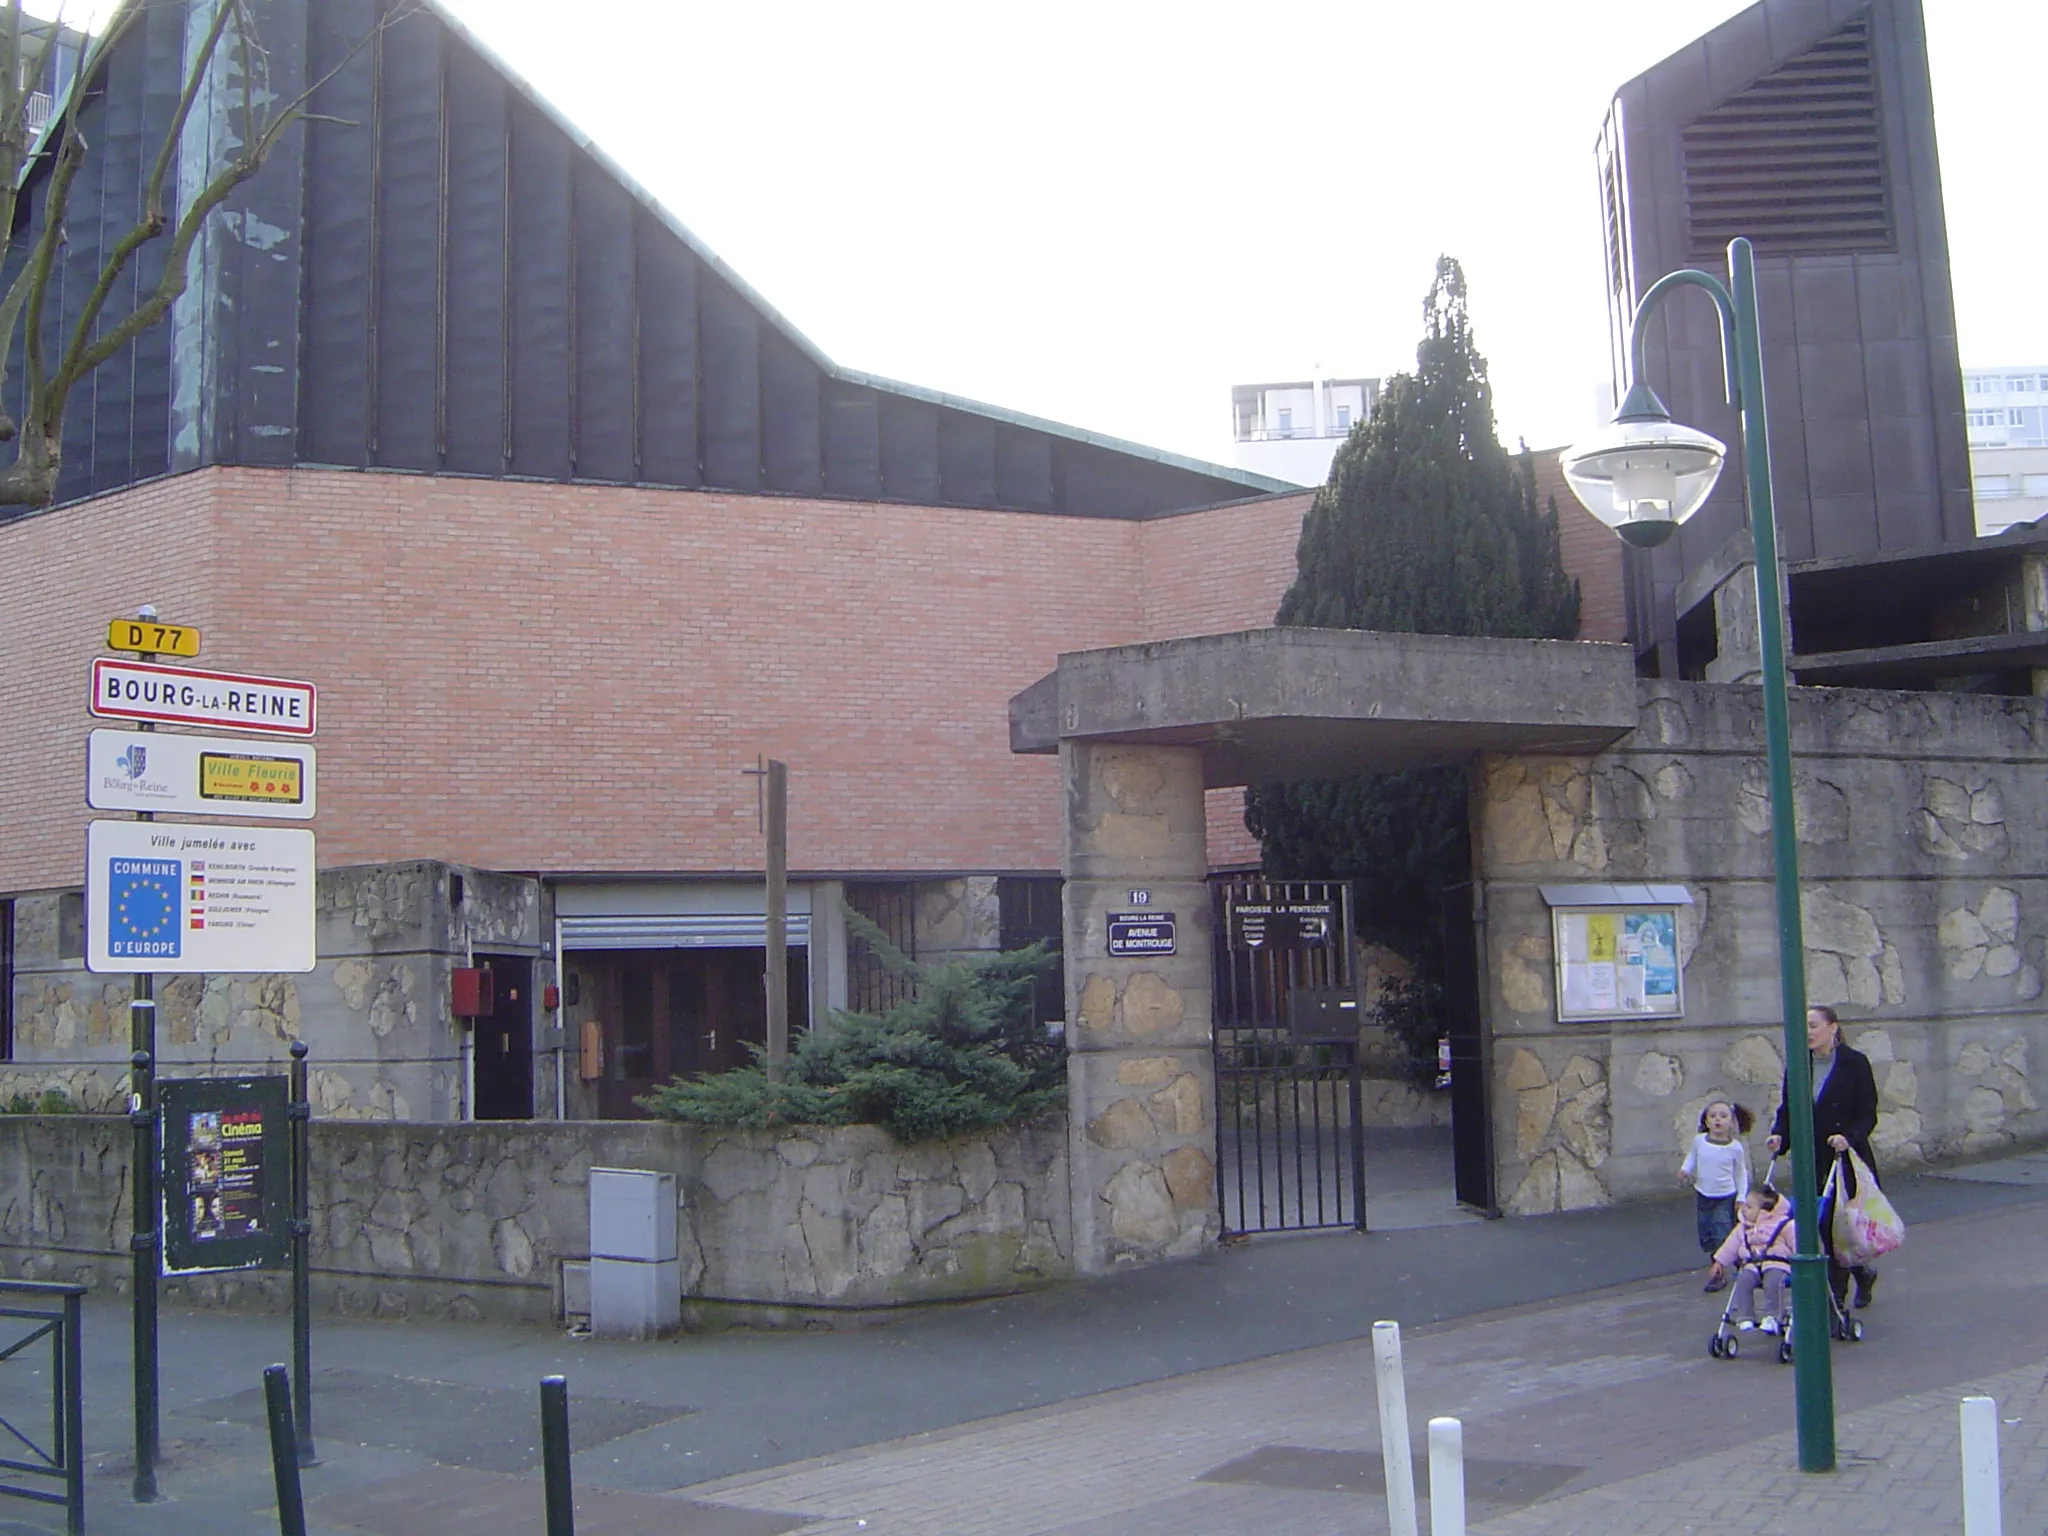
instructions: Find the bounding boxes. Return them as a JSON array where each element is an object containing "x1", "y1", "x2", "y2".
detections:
[
  {"x1": 0, "y1": 1279, "x2": 85, "y2": 1535},
  {"x1": 1234, "y1": 424, "x2": 1354, "y2": 442}
]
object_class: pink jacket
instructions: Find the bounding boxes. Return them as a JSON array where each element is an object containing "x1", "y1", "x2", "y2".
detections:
[{"x1": 1714, "y1": 1212, "x2": 1795, "y2": 1273}]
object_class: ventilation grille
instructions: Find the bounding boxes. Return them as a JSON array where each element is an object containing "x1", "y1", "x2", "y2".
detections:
[{"x1": 1683, "y1": 13, "x2": 1891, "y2": 260}]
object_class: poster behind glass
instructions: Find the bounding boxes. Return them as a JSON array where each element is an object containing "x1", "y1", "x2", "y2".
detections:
[
  {"x1": 159, "y1": 1075, "x2": 289, "y2": 1275},
  {"x1": 1552, "y1": 907, "x2": 1683, "y2": 1022}
]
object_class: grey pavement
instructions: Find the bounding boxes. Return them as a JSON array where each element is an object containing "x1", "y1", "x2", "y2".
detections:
[{"x1": 0, "y1": 1153, "x2": 2042, "y2": 1535}]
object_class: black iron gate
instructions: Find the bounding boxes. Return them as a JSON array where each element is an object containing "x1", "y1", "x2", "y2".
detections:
[
  {"x1": 1211, "y1": 879, "x2": 1367, "y2": 1234},
  {"x1": 1442, "y1": 882, "x2": 1498, "y2": 1215}
]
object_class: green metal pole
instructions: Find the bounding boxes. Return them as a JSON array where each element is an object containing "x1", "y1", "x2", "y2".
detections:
[{"x1": 1727, "y1": 235, "x2": 1835, "y2": 1472}]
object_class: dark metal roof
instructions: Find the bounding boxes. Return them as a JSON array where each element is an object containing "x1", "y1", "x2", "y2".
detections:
[{"x1": 5, "y1": 0, "x2": 1287, "y2": 521}]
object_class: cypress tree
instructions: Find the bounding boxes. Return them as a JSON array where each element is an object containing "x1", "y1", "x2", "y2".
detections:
[{"x1": 1244, "y1": 259, "x2": 1579, "y2": 1052}]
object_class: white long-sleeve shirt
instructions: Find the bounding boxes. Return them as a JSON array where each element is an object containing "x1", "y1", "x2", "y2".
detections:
[{"x1": 1682, "y1": 1134, "x2": 1752, "y2": 1199}]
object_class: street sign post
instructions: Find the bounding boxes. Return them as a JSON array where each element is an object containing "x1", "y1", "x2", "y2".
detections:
[
  {"x1": 84, "y1": 821, "x2": 316, "y2": 974},
  {"x1": 89, "y1": 659, "x2": 316, "y2": 737},
  {"x1": 105, "y1": 619, "x2": 201, "y2": 657},
  {"x1": 87, "y1": 730, "x2": 317, "y2": 820}
]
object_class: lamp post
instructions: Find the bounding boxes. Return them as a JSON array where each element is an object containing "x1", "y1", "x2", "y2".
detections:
[{"x1": 1560, "y1": 236, "x2": 1835, "y2": 1473}]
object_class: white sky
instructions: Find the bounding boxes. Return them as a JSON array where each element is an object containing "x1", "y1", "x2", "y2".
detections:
[{"x1": 74, "y1": 1, "x2": 2048, "y2": 467}]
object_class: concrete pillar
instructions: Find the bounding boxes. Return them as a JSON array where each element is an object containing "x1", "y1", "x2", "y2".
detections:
[
  {"x1": 1704, "y1": 562, "x2": 1764, "y2": 685},
  {"x1": 2020, "y1": 549, "x2": 2048, "y2": 697},
  {"x1": 1060, "y1": 742, "x2": 1219, "y2": 1273}
]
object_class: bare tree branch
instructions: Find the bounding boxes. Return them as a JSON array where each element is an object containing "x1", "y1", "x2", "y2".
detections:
[
  {"x1": 55, "y1": 2, "x2": 399, "y2": 400},
  {"x1": 0, "y1": 0, "x2": 416, "y2": 505}
]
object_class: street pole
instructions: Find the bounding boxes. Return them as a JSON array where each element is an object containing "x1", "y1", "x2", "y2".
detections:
[
  {"x1": 128, "y1": 636, "x2": 160, "y2": 1504},
  {"x1": 763, "y1": 760, "x2": 789, "y2": 1078},
  {"x1": 1617, "y1": 238, "x2": 1834, "y2": 1470},
  {"x1": 1727, "y1": 237, "x2": 1835, "y2": 1473},
  {"x1": 288, "y1": 1040, "x2": 315, "y2": 1465}
]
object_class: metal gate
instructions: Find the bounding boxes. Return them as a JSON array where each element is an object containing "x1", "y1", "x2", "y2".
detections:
[
  {"x1": 1211, "y1": 879, "x2": 1367, "y2": 1234},
  {"x1": 1442, "y1": 883, "x2": 1498, "y2": 1215}
]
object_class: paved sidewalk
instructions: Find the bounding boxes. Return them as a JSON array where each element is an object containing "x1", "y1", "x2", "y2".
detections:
[
  {"x1": 1, "y1": 1164, "x2": 2040, "y2": 1534},
  {"x1": 683, "y1": 1195, "x2": 2048, "y2": 1535}
]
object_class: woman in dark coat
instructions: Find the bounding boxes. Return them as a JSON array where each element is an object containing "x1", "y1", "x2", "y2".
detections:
[{"x1": 1766, "y1": 1004, "x2": 1881, "y2": 1307}]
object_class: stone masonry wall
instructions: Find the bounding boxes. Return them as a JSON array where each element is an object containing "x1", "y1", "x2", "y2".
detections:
[
  {"x1": 0, "y1": 1113, "x2": 1070, "y2": 1326},
  {"x1": 3, "y1": 860, "x2": 545, "y2": 1124},
  {"x1": 1475, "y1": 681, "x2": 2048, "y2": 1216}
]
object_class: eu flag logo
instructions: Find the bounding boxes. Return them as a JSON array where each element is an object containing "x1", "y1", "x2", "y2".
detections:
[{"x1": 108, "y1": 858, "x2": 181, "y2": 959}]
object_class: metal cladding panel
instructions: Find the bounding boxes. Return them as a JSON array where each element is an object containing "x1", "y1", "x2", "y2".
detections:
[
  {"x1": 507, "y1": 99, "x2": 573, "y2": 480},
  {"x1": 224, "y1": 8, "x2": 308, "y2": 469},
  {"x1": 53, "y1": 82, "x2": 110, "y2": 506},
  {"x1": 442, "y1": 46, "x2": 509, "y2": 477},
  {"x1": 994, "y1": 425, "x2": 1054, "y2": 511},
  {"x1": 761, "y1": 331, "x2": 823, "y2": 495},
  {"x1": 879, "y1": 393, "x2": 940, "y2": 504},
  {"x1": 126, "y1": 1, "x2": 181, "y2": 485},
  {"x1": 821, "y1": 380, "x2": 881, "y2": 500},
  {"x1": 633, "y1": 213, "x2": 698, "y2": 486},
  {"x1": 698, "y1": 275, "x2": 761, "y2": 490},
  {"x1": 573, "y1": 159, "x2": 638, "y2": 483},
  {"x1": 299, "y1": 0, "x2": 380, "y2": 467},
  {"x1": 373, "y1": 13, "x2": 445, "y2": 472},
  {"x1": 83, "y1": 28, "x2": 146, "y2": 495},
  {"x1": 937, "y1": 409, "x2": 996, "y2": 508},
  {"x1": 1059, "y1": 440, "x2": 1210, "y2": 520}
]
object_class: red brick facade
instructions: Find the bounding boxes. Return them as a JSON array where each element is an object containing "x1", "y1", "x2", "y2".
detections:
[
  {"x1": 0, "y1": 470, "x2": 1313, "y2": 892},
  {"x1": 1530, "y1": 447, "x2": 1630, "y2": 645}
]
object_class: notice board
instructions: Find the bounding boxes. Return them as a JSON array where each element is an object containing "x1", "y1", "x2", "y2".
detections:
[
  {"x1": 1551, "y1": 906, "x2": 1684, "y2": 1023},
  {"x1": 159, "y1": 1075, "x2": 290, "y2": 1275}
]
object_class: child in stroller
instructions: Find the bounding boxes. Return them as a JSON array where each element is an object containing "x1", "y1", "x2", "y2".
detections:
[{"x1": 1708, "y1": 1186, "x2": 1796, "y2": 1362}]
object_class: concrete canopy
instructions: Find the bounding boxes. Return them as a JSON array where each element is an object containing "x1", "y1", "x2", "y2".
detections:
[{"x1": 1009, "y1": 628, "x2": 1640, "y2": 788}]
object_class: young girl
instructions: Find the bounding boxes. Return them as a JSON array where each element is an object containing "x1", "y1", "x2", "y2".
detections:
[
  {"x1": 1710, "y1": 1187, "x2": 1796, "y2": 1331},
  {"x1": 1679, "y1": 1099, "x2": 1753, "y2": 1290}
]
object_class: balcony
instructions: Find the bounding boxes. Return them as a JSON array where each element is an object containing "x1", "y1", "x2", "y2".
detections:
[{"x1": 1234, "y1": 424, "x2": 1354, "y2": 443}]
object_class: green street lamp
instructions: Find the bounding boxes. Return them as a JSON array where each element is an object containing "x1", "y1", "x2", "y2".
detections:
[{"x1": 1561, "y1": 236, "x2": 1836, "y2": 1473}]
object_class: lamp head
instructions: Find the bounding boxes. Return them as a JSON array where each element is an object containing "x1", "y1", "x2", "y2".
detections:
[{"x1": 1559, "y1": 381, "x2": 1727, "y2": 549}]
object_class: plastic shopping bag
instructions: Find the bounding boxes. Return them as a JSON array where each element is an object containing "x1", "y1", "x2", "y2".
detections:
[{"x1": 1829, "y1": 1149, "x2": 1905, "y2": 1266}]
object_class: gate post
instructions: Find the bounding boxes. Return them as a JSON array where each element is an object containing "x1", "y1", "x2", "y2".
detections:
[{"x1": 1060, "y1": 742, "x2": 1220, "y2": 1273}]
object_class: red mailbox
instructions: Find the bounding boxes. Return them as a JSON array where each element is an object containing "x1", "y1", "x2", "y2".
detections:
[{"x1": 451, "y1": 966, "x2": 494, "y2": 1018}]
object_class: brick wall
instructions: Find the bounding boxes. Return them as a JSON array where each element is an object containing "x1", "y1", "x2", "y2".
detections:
[
  {"x1": 1528, "y1": 447, "x2": 1630, "y2": 645},
  {"x1": 1, "y1": 470, "x2": 1311, "y2": 892},
  {"x1": 1137, "y1": 491, "x2": 1312, "y2": 869}
]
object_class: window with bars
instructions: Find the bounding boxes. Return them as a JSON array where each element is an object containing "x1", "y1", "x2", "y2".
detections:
[
  {"x1": 843, "y1": 882, "x2": 918, "y2": 1015},
  {"x1": 996, "y1": 877, "x2": 1065, "y2": 1031}
]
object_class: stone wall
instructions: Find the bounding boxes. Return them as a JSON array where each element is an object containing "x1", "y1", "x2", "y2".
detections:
[
  {"x1": 1475, "y1": 681, "x2": 2048, "y2": 1214},
  {"x1": 1061, "y1": 742, "x2": 1220, "y2": 1272},
  {"x1": 3, "y1": 859, "x2": 552, "y2": 1123},
  {"x1": 0, "y1": 1113, "x2": 1070, "y2": 1326}
]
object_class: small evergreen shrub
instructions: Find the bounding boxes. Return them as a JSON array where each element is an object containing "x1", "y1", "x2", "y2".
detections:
[
  {"x1": 640, "y1": 909, "x2": 1064, "y2": 1143},
  {"x1": 1370, "y1": 975, "x2": 1447, "y2": 1089},
  {"x1": 2, "y1": 1088, "x2": 78, "y2": 1114}
]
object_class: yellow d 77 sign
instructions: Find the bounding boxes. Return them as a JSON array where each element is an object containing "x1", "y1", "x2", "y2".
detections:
[{"x1": 106, "y1": 619, "x2": 200, "y2": 657}]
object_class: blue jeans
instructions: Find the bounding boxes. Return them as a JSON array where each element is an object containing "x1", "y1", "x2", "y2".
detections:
[{"x1": 1695, "y1": 1191, "x2": 1737, "y2": 1257}]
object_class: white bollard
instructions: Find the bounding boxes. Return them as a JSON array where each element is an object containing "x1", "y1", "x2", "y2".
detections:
[
  {"x1": 1373, "y1": 1320, "x2": 1419, "y2": 1536},
  {"x1": 1961, "y1": 1395, "x2": 2002, "y2": 1536},
  {"x1": 1428, "y1": 1416, "x2": 1466, "y2": 1536}
]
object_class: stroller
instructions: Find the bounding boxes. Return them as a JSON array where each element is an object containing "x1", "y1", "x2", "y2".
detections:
[{"x1": 1705, "y1": 1162, "x2": 1862, "y2": 1363}]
